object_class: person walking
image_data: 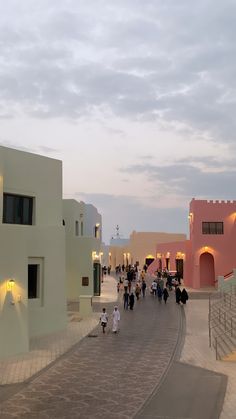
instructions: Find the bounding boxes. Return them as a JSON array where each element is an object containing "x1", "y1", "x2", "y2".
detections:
[
  {"x1": 112, "y1": 306, "x2": 120, "y2": 333},
  {"x1": 151, "y1": 280, "x2": 157, "y2": 296},
  {"x1": 135, "y1": 283, "x2": 141, "y2": 300},
  {"x1": 181, "y1": 288, "x2": 189, "y2": 304},
  {"x1": 141, "y1": 280, "x2": 147, "y2": 298},
  {"x1": 163, "y1": 287, "x2": 169, "y2": 304},
  {"x1": 175, "y1": 286, "x2": 182, "y2": 304},
  {"x1": 129, "y1": 292, "x2": 135, "y2": 310},
  {"x1": 157, "y1": 286, "x2": 163, "y2": 302},
  {"x1": 123, "y1": 290, "x2": 129, "y2": 310},
  {"x1": 100, "y1": 308, "x2": 108, "y2": 334}
]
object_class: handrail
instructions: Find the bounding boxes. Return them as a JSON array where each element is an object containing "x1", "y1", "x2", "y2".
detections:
[
  {"x1": 224, "y1": 271, "x2": 234, "y2": 279},
  {"x1": 215, "y1": 326, "x2": 236, "y2": 360}
]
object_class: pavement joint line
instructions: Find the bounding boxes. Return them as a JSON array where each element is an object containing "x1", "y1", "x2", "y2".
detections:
[{"x1": 134, "y1": 303, "x2": 185, "y2": 418}]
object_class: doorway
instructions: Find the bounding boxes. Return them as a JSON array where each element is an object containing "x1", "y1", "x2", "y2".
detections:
[
  {"x1": 200, "y1": 252, "x2": 215, "y2": 287},
  {"x1": 176, "y1": 259, "x2": 184, "y2": 278},
  {"x1": 93, "y1": 262, "x2": 101, "y2": 296}
]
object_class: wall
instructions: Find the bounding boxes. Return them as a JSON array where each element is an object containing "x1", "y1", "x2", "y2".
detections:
[
  {"x1": 185, "y1": 199, "x2": 236, "y2": 288},
  {"x1": 63, "y1": 199, "x2": 102, "y2": 299},
  {"x1": 0, "y1": 146, "x2": 67, "y2": 358},
  {"x1": 129, "y1": 231, "x2": 187, "y2": 267}
]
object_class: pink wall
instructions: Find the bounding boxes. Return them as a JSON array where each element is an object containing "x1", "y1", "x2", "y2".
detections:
[{"x1": 185, "y1": 199, "x2": 236, "y2": 288}]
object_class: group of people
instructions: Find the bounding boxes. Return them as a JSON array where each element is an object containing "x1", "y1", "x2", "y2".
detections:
[
  {"x1": 175, "y1": 286, "x2": 189, "y2": 305},
  {"x1": 100, "y1": 306, "x2": 120, "y2": 334}
]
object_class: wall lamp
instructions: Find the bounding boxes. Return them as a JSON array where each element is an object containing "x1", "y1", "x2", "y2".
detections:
[{"x1": 6, "y1": 278, "x2": 15, "y2": 292}]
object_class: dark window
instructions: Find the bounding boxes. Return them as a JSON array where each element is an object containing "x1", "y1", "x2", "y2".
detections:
[
  {"x1": 202, "y1": 222, "x2": 224, "y2": 234},
  {"x1": 75, "y1": 220, "x2": 79, "y2": 236},
  {"x1": 3, "y1": 193, "x2": 33, "y2": 225},
  {"x1": 28, "y1": 264, "x2": 39, "y2": 298},
  {"x1": 81, "y1": 221, "x2": 83, "y2": 236}
]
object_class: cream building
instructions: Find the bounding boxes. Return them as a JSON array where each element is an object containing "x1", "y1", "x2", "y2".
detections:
[
  {"x1": 63, "y1": 199, "x2": 102, "y2": 304},
  {"x1": 0, "y1": 146, "x2": 67, "y2": 359},
  {"x1": 109, "y1": 231, "x2": 187, "y2": 269}
]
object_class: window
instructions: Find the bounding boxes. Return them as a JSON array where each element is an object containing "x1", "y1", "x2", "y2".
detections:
[
  {"x1": 95, "y1": 224, "x2": 100, "y2": 239},
  {"x1": 75, "y1": 220, "x2": 79, "y2": 236},
  {"x1": 202, "y1": 222, "x2": 224, "y2": 234},
  {"x1": 28, "y1": 264, "x2": 39, "y2": 298},
  {"x1": 3, "y1": 193, "x2": 33, "y2": 225},
  {"x1": 80, "y1": 221, "x2": 84, "y2": 236}
]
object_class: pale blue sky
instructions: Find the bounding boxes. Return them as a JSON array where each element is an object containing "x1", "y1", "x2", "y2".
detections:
[{"x1": 1, "y1": 0, "x2": 236, "y2": 243}]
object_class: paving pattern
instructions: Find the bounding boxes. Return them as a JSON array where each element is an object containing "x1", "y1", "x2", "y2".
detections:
[{"x1": 0, "y1": 291, "x2": 182, "y2": 419}]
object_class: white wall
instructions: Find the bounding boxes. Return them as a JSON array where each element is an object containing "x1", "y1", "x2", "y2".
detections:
[
  {"x1": 63, "y1": 199, "x2": 102, "y2": 300},
  {"x1": 0, "y1": 146, "x2": 67, "y2": 359}
]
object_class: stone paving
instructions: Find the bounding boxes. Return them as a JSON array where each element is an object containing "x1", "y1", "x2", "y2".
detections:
[
  {"x1": 0, "y1": 286, "x2": 182, "y2": 419},
  {"x1": 0, "y1": 276, "x2": 117, "y2": 386},
  {"x1": 180, "y1": 299, "x2": 236, "y2": 419}
]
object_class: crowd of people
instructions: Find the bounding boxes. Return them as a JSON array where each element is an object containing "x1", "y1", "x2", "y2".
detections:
[{"x1": 100, "y1": 264, "x2": 189, "y2": 334}]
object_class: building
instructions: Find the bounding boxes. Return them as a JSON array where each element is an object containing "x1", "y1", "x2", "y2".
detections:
[
  {"x1": 148, "y1": 198, "x2": 236, "y2": 289},
  {"x1": 109, "y1": 230, "x2": 186, "y2": 270},
  {"x1": 0, "y1": 146, "x2": 67, "y2": 359},
  {"x1": 184, "y1": 199, "x2": 236, "y2": 288},
  {"x1": 63, "y1": 199, "x2": 102, "y2": 300}
]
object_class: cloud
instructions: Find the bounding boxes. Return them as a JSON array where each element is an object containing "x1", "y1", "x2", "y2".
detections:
[
  {"x1": 71, "y1": 191, "x2": 188, "y2": 243},
  {"x1": 0, "y1": 0, "x2": 235, "y2": 147}
]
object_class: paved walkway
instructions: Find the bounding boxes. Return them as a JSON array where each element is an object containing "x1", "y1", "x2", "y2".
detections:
[{"x1": 0, "y1": 277, "x2": 235, "y2": 418}]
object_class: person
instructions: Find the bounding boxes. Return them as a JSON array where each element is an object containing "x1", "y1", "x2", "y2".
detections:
[
  {"x1": 129, "y1": 292, "x2": 135, "y2": 310},
  {"x1": 157, "y1": 286, "x2": 163, "y2": 302},
  {"x1": 135, "y1": 283, "x2": 141, "y2": 300},
  {"x1": 108, "y1": 265, "x2": 111, "y2": 275},
  {"x1": 175, "y1": 286, "x2": 182, "y2": 304},
  {"x1": 181, "y1": 288, "x2": 189, "y2": 304},
  {"x1": 163, "y1": 287, "x2": 169, "y2": 304},
  {"x1": 141, "y1": 280, "x2": 147, "y2": 297},
  {"x1": 100, "y1": 308, "x2": 108, "y2": 334},
  {"x1": 123, "y1": 290, "x2": 129, "y2": 310},
  {"x1": 123, "y1": 277, "x2": 129, "y2": 292},
  {"x1": 151, "y1": 280, "x2": 157, "y2": 296},
  {"x1": 112, "y1": 306, "x2": 120, "y2": 333}
]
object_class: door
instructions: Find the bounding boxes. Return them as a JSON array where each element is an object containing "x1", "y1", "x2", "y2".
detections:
[
  {"x1": 200, "y1": 252, "x2": 215, "y2": 287},
  {"x1": 93, "y1": 262, "x2": 101, "y2": 296},
  {"x1": 176, "y1": 259, "x2": 184, "y2": 278}
]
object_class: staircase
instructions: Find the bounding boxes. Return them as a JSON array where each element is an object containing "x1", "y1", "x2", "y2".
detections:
[{"x1": 209, "y1": 285, "x2": 236, "y2": 360}]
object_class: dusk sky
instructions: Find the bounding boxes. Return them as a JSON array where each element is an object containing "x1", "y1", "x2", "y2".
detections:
[{"x1": 1, "y1": 0, "x2": 236, "y2": 243}]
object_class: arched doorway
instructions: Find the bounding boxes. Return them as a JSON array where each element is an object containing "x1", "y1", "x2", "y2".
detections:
[
  {"x1": 200, "y1": 252, "x2": 215, "y2": 287},
  {"x1": 145, "y1": 255, "x2": 155, "y2": 266}
]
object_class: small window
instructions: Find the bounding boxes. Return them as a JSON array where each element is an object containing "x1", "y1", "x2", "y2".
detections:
[
  {"x1": 81, "y1": 221, "x2": 84, "y2": 236},
  {"x1": 202, "y1": 222, "x2": 224, "y2": 234},
  {"x1": 75, "y1": 220, "x2": 79, "y2": 236},
  {"x1": 28, "y1": 264, "x2": 39, "y2": 298},
  {"x1": 3, "y1": 193, "x2": 33, "y2": 225}
]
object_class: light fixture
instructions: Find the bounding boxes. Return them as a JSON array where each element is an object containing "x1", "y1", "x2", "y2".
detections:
[
  {"x1": 204, "y1": 246, "x2": 208, "y2": 252},
  {"x1": 7, "y1": 278, "x2": 15, "y2": 292}
]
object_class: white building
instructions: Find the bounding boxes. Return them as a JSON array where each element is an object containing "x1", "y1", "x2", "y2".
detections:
[
  {"x1": 0, "y1": 146, "x2": 67, "y2": 359},
  {"x1": 63, "y1": 199, "x2": 102, "y2": 302}
]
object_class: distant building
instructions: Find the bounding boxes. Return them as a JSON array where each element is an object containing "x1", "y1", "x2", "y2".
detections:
[
  {"x1": 63, "y1": 199, "x2": 102, "y2": 299},
  {"x1": 148, "y1": 198, "x2": 236, "y2": 289}
]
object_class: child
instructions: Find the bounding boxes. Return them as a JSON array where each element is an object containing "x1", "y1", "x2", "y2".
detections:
[{"x1": 100, "y1": 308, "x2": 108, "y2": 333}]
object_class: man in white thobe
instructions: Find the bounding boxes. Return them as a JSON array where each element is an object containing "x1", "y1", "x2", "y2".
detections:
[{"x1": 112, "y1": 306, "x2": 120, "y2": 333}]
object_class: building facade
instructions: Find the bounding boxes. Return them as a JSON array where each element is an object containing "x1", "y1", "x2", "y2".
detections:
[
  {"x1": 0, "y1": 146, "x2": 67, "y2": 359},
  {"x1": 184, "y1": 199, "x2": 236, "y2": 288},
  {"x1": 63, "y1": 199, "x2": 102, "y2": 300}
]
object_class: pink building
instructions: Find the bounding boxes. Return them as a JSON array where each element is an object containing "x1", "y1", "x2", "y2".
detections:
[
  {"x1": 148, "y1": 199, "x2": 236, "y2": 289},
  {"x1": 184, "y1": 199, "x2": 236, "y2": 289}
]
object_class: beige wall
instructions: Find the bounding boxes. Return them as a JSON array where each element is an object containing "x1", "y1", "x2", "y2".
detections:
[
  {"x1": 128, "y1": 231, "x2": 187, "y2": 267},
  {"x1": 0, "y1": 147, "x2": 67, "y2": 359},
  {"x1": 63, "y1": 199, "x2": 102, "y2": 299}
]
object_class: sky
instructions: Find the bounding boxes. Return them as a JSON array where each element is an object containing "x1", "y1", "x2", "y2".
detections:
[{"x1": 0, "y1": 0, "x2": 236, "y2": 243}]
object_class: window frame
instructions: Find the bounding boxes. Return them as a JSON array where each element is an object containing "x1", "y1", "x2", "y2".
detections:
[
  {"x1": 3, "y1": 193, "x2": 33, "y2": 225},
  {"x1": 202, "y1": 221, "x2": 224, "y2": 235}
]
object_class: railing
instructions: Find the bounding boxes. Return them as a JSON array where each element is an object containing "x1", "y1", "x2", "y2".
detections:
[{"x1": 208, "y1": 286, "x2": 236, "y2": 359}]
